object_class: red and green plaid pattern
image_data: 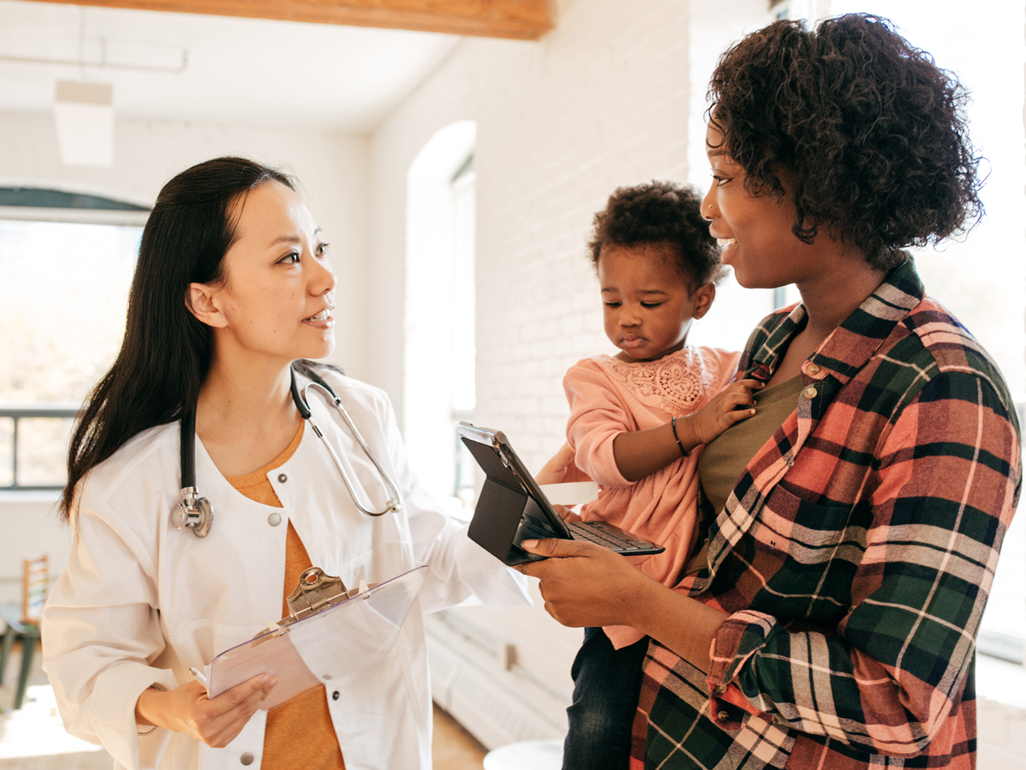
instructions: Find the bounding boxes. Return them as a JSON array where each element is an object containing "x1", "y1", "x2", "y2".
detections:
[{"x1": 632, "y1": 259, "x2": 1021, "y2": 769}]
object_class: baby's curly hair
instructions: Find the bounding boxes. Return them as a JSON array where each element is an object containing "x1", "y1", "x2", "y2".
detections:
[
  {"x1": 588, "y1": 181, "x2": 723, "y2": 287},
  {"x1": 708, "y1": 14, "x2": 983, "y2": 270}
]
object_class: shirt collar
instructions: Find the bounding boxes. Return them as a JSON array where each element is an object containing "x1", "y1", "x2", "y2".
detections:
[{"x1": 750, "y1": 257, "x2": 925, "y2": 385}]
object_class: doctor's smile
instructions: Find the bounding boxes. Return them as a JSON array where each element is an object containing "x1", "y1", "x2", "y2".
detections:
[{"x1": 304, "y1": 305, "x2": 334, "y2": 326}]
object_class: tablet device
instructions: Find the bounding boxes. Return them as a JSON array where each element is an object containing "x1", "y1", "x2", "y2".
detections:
[{"x1": 458, "y1": 422, "x2": 665, "y2": 565}]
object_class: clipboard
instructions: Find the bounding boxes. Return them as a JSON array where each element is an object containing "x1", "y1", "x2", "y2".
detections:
[{"x1": 204, "y1": 564, "x2": 428, "y2": 711}]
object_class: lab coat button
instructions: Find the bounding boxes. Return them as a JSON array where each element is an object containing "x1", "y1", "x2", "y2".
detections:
[
  {"x1": 332, "y1": 690, "x2": 340, "y2": 700},
  {"x1": 278, "y1": 473, "x2": 287, "y2": 483},
  {"x1": 268, "y1": 513, "x2": 282, "y2": 527},
  {"x1": 240, "y1": 753, "x2": 255, "y2": 766}
]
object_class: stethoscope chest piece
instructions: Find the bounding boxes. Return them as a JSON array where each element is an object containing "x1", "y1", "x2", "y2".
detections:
[
  {"x1": 173, "y1": 408, "x2": 213, "y2": 537},
  {"x1": 172, "y1": 486, "x2": 213, "y2": 538}
]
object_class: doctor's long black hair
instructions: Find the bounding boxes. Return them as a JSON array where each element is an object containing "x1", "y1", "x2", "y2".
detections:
[{"x1": 60, "y1": 157, "x2": 328, "y2": 521}]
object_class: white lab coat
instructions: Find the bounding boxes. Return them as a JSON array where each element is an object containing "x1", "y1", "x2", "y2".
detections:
[{"x1": 42, "y1": 371, "x2": 530, "y2": 770}]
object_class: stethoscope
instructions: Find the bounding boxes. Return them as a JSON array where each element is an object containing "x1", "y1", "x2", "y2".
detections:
[{"x1": 171, "y1": 365, "x2": 403, "y2": 537}]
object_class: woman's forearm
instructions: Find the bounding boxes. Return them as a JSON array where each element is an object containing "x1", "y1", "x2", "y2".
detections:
[
  {"x1": 628, "y1": 579, "x2": 728, "y2": 672},
  {"x1": 519, "y1": 538, "x2": 727, "y2": 671}
]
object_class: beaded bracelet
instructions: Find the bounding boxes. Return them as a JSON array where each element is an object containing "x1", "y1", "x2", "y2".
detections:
[{"x1": 671, "y1": 416, "x2": 688, "y2": 456}]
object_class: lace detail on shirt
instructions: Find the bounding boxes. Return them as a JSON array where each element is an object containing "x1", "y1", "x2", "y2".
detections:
[{"x1": 601, "y1": 347, "x2": 719, "y2": 414}]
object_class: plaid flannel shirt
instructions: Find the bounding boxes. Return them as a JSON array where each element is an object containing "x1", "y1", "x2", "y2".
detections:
[{"x1": 632, "y1": 259, "x2": 1021, "y2": 769}]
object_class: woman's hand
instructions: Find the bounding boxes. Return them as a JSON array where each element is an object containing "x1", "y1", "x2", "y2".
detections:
[
  {"x1": 517, "y1": 538, "x2": 729, "y2": 672},
  {"x1": 135, "y1": 675, "x2": 277, "y2": 748},
  {"x1": 516, "y1": 538, "x2": 651, "y2": 628}
]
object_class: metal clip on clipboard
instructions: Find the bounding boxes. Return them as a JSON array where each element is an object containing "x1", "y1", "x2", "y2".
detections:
[
  {"x1": 285, "y1": 567, "x2": 362, "y2": 624},
  {"x1": 204, "y1": 565, "x2": 428, "y2": 711}
]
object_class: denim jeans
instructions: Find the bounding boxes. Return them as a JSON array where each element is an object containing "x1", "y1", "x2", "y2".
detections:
[{"x1": 562, "y1": 627, "x2": 648, "y2": 770}]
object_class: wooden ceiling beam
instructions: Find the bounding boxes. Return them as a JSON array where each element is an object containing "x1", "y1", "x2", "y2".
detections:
[{"x1": 25, "y1": 0, "x2": 554, "y2": 40}]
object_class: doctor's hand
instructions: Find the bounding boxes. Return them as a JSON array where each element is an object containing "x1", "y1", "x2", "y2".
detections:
[
  {"x1": 516, "y1": 538, "x2": 650, "y2": 628},
  {"x1": 135, "y1": 674, "x2": 277, "y2": 748}
]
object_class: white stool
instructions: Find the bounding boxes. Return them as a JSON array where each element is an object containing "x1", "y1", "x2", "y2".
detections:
[{"x1": 483, "y1": 739, "x2": 563, "y2": 770}]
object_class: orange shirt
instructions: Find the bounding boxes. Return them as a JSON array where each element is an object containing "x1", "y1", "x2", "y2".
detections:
[{"x1": 225, "y1": 423, "x2": 346, "y2": 770}]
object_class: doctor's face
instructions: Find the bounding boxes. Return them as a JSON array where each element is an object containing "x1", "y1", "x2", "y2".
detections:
[{"x1": 205, "y1": 180, "x2": 336, "y2": 366}]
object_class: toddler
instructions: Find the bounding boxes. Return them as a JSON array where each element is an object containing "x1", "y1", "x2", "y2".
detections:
[{"x1": 553, "y1": 181, "x2": 759, "y2": 770}]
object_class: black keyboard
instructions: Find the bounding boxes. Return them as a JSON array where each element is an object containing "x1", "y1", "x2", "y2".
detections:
[{"x1": 569, "y1": 521, "x2": 660, "y2": 554}]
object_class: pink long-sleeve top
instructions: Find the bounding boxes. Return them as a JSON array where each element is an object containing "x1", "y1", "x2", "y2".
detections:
[{"x1": 564, "y1": 345, "x2": 740, "y2": 648}]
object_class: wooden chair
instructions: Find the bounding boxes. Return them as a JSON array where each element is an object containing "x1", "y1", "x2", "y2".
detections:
[{"x1": 0, "y1": 555, "x2": 47, "y2": 709}]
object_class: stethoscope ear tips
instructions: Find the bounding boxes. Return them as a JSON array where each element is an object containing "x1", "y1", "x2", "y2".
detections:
[{"x1": 172, "y1": 488, "x2": 214, "y2": 538}]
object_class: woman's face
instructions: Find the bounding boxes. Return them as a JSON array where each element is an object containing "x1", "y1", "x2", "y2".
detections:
[
  {"x1": 199, "y1": 180, "x2": 336, "y2": 366},
  {"x1": 702, "y1": 121, "x2": 826, "y2": 290}
]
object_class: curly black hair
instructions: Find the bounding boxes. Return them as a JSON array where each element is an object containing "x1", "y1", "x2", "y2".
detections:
[
  {"x1": 588, "y1": 181, "x2": 723, "y2": 287},
  {"x1": 708, "y1": 14, "x2": 983, "y2": 271}
]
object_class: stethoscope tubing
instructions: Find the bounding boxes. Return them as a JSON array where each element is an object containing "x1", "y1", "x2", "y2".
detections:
[
  {"x1": 296, "y1": 378, "x2": 402, "y2": 517},
  {"x1": 173, "y1": 364, "x2": 402, "y2": 537}
]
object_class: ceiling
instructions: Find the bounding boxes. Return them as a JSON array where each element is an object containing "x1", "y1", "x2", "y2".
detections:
[{"x1": 0, "y1": 0, "x2": 471, "y2": 132}]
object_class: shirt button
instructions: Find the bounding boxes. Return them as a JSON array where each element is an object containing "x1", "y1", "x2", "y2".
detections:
[
  {"x1": 803, "y1": 386, "x2": 817, "y2": 399},
  {"x1": 268, "y1": 513, "x2": 282, "y2": 527},
  {"x1": 278, "y1": 473, "x2": 287, "y2": 483},
  {"x1": 240, "y1": 754, "x2": 255, "y2": 766},
  {"x1": 807, "y1": 364, "x2": 820, "y2": 376},
  {"x1": 718, "y1": 710, "x2": 730, "y2": 721},
  {"x1": 715, "y1": 684, "x2": 728, "y2": 694},
  {"x1": 332, "y1": 690, "x2": 340, "y2": 701}
]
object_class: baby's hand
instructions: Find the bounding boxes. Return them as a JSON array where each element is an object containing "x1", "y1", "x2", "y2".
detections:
[{"x1": 686, "y1": 379, "x2": 762, "y2": 446}]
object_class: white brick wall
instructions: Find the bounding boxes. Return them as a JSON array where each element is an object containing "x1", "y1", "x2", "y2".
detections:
[{"x1": 368, "y1": 0, "x2": 770, "y2": 466}]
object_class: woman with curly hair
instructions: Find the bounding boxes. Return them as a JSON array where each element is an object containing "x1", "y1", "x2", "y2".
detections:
[{"x1": 523, "y1": 14, "x2": 1020, "y2": 769}]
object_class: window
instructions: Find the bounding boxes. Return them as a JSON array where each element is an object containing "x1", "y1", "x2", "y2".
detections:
[
  {"x1": 0, "y1": 191, "x2": 147, "y2": 490},
  {"x1": 404, "y1": 121, "x2": 478, "y2": 518}
]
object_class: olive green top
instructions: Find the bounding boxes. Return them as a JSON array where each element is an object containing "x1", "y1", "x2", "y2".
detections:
[{"x1": 683, "y1": 375, "x2": 804, "y2": 576}]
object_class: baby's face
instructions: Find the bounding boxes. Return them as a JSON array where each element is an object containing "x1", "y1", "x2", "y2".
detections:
[{"x1": 598, "y1": 244, "x2": 709, "y2": 362}]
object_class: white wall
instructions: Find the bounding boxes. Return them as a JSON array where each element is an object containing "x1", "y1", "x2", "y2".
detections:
[
  {"x1": 0, "y1": 111, "x2": 371, "y2": 602},
  {"x1": 369, "y1": 0, "x2": 771, "y2": 454}
]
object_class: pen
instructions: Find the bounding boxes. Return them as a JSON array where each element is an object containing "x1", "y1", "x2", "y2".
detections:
[{"x1": 190, "y1": 666, "x2": 209, "y2": 689}]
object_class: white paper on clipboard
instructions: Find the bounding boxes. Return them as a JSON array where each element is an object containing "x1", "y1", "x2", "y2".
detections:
[{"x1": 205, "y1": 564, "x2": 428, "y2": 711}]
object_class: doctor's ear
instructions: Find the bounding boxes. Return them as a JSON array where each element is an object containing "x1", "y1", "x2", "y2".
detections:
[{"x1": 186, "y1": 282, "x2": 229, "y2": 328}]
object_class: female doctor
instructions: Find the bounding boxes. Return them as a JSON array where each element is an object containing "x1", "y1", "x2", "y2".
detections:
[{"x1": 42, "y1": 156, "x2": 529, "y2": 770}]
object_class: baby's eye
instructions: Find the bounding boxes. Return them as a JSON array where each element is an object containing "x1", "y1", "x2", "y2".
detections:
[
  {"x1": 604, "y1": 301, "x2": 622, "y2": 308},
  {"x1": 641, "y1": 302, "x2": 663, "y2": 308}
]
